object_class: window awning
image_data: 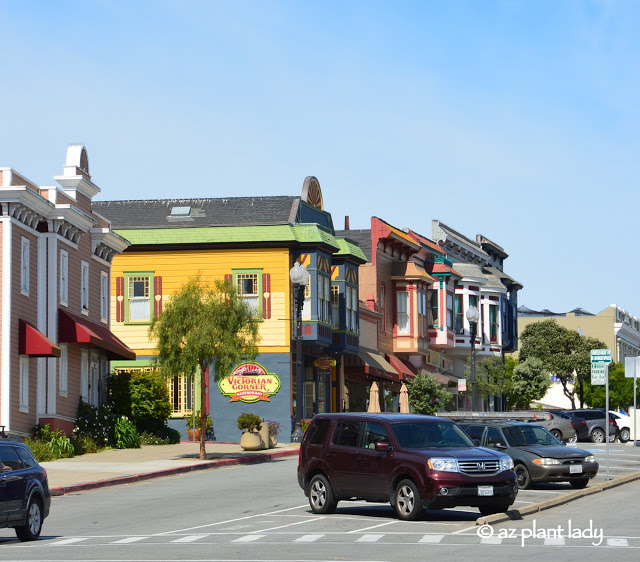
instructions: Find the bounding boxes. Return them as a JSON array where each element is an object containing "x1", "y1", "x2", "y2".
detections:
[
  {"x1": 355, "y1": 351, "x2": 401, "y2": 381},
  {"x1": 19, "y1": 319, "x2": 61, "y2": 358},
  {"x1": 58, "y1": 309, "x2": 136, "y2": 361},
  {"x1": 386, "y1": 354, "x2": 417, "y2": 380}
]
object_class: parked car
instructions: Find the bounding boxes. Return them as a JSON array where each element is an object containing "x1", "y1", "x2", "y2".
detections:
[
  {"x1": 297, "y1": 413, "x2": 518, "y2": 520},
  {"x1": 562, "y1": 408, "x2": 619, "y2": 443},
  {"x1": 459, "y1": 420, "x2": 598, "y2": 490},
  {"x1": 558, "y1": 411, "x2": 590, "y2": 442},
  {"x1": 0, "y1": 440, "x2": 51, "y2": 541},
  {"x1": 609, "y1": 411, "x2": 632, "y2": 443},
  {"x1": 527, "y1": 411, "x2": 577, "y2": 443}
]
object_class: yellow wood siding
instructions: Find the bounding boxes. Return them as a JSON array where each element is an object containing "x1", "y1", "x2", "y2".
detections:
[{"x1": 110, "y1": 248, "x2": 292, "y2": 355}]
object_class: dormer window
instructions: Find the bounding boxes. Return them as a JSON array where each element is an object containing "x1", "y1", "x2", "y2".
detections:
[{"x1": 170, "y1": 206, "x2": 191, "y2": 217}]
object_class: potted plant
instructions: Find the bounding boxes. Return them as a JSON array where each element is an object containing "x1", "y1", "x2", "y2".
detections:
[
  {"x1": 264, "y1": 419, "x2": 281, "y2": 448},
  {"x1": 185, "y1": 411, "x2": 212, "y2": 441},
  {"x1": 237, "y1": 412, "x2": 262, "y2": 450}
]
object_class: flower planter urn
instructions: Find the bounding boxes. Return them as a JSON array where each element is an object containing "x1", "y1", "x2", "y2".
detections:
[
  {"x1": 269, "y1": 434, "x2": 277, "y2": 448},
  {"x1": 240, "y1": 431, "x2": 262, "y2": 451},
  {"x1": 258, "y1": 422, "x2": 270, "y2": 450},
  {"x1": 187, "y1": 429, "x2": 201, "y2": 441}
]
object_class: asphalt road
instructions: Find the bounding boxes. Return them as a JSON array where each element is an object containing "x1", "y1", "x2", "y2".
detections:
[{"x1": 0, "y1": 443, "x2": 638, "y2": 561}]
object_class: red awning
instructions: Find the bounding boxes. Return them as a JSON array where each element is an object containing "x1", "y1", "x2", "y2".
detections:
[
  {"x1": 19, "y1": 319, "x2": 61, "y2": 358},
  {"x1": 386, "y1": 354, "x2": 417, "y2": 380},
  {"x1": 58, "y1": 309, "x2": 136, "y2": 361},
  {"x1": 347, "y1": 351, "x2": 401, "y2": 382}
]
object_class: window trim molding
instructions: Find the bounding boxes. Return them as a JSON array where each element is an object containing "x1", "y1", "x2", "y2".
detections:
[
  {"x1": 124, "y1": 271, "x2": 154, "y2": 325},
  {"x1": 59, "y1": 249, "x2": 69, "y2": 306},
  {"x1": 19, "y1": 355, "x2": 29, "y2": 412},
  {"x1": 233, "y1": 268, "x2": 263, "y2": 319},
  {"x1": 100, "y1": 270, "x2": 109, "y2": 323},
  {"x1": 21, "y1": 237, "x2": 30, "y2": 296},
  {"x1": 81, "y1": 260, "x2": 89, "y2": 313}
]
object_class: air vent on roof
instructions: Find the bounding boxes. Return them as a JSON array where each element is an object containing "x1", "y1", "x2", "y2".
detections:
[{"x1": 170, "y1": 206, "x2": 191, "y2": 216}]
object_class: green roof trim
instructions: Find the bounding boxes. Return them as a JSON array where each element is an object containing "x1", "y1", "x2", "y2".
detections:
[
  {"x1": 115, "y1": 224, "x2": 343, "y2": 252},
  {"x1": 334, "y1": 237, "x2": 367, "y2": 262}
]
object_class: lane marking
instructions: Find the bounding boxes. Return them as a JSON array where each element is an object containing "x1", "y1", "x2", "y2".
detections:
[
  {"x1": 295, "y1": 534, "x2": 324, "y2": 542},
  {"x1": 607, "y1": 538, "x2": 629, "y2": 547},
  {"x1": 171, "y1": 535, "x2": 207, "y2": 543},
  {"x1": 111, "y1": 536, "x2": 149, "y2": 544},
  {"x1": 348, "y1": 521, "x2": 398, "y2": 533},
  {"x1": 52, "y1": 538, "x2": 89, "y2": 545},
  {"x1": 251, "y1": 517, "x2": 324, "y2": 533},
  {"x1": 356, "y1": 534, "x2": 384, "y2": 542},
  {"x1": 480, "y1": 536, "x2": 502, "y2": 544},
  {"x1": 544, "y1": 537, "x2": 565, "y2": 546},
  {"x1": 153, "y1": 504, "x2": 310, "y2": 536},
  {"x1": 232, "y1": 534, "x2": 266, "y2": 542},
  {"x1": 419, "y1": 534, "x2": 445, "y2": 543}
]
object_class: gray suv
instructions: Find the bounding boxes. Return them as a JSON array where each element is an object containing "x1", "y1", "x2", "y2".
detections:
[{"x1": 562, "y1": 409, "x2": 619, "y2": 443}]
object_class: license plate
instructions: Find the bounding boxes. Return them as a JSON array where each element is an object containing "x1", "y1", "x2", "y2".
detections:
[
  {"x1": 570, "y1": 464, "x2": 583, "y2": 474},
  {"x1": 478, "y1": 485, "x2": 494, "y2": 496}
]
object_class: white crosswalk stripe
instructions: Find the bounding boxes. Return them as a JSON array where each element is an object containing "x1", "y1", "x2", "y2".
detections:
[
  {"x1": 171, "y1": 535, "x2": 207, "y2": 543},
  {"x1": 419, "y1": 534, "x2": 445, "y2": 543},
  {"x1": 111, "y1": 536, "x2": 148, "y2": 544},
  {"x1": 232, "y1": 534, "x2": 266, "y2": 542},
  {"x1": 356, "y1": 534, "x2": 384, "y2": 542}
]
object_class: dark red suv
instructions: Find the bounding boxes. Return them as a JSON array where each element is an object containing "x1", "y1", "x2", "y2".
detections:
[{"x1": 297, "y1": 413, "x2": 518, "y2": 520}]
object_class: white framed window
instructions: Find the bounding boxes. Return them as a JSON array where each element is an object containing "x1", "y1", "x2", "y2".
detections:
[
  {"x1": 318, "y1": 275, "x2": 330, "y2": 323},
  {"x1": 59, "y1": 344, "x2": 68, "y2": 395},
  {"x1": 345, "y1": 286, "x2": 358, "y2": 331},
  {"x1": 21, "y1": 237, "x2": 30, "y2": 296},
  {"x1": 236, "y1": 272, "x2": 259, "y2": 317},
  {"x1": 331, "y1": 285, "x2": 340, "y2": 327},
  {"x1": 302, "y1": 284, "x2": 311, "y2": 320},
  {"x1": 397, "y1": 291, "x2": 410, "y2": 335},
  {"x1": 20, "y1": 356, "x2": 29, "y2": 411},
  {"x1": 126, "y1": 273, "x2": 152, "y2": 323},
  {"x1": 80, "y1": 348, "x2": 89, "y2": 402},
  {"x1": 100, "y1": 271, "x2": 109, "y2": 321},
  {"x1": 60, "y1": 250, "x2": 69, "y2": 305},
  {"x1": 81, "y1": 261, "x2": 89, "y2": 311}
]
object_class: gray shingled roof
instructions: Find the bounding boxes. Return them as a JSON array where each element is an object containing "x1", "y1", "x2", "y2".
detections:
[
  {"x1": 335, "y1": 229, "x2": 372, "y2": 261},
  {"x1": 93, "y1": 197, "x2": 298, "y2": 229}
]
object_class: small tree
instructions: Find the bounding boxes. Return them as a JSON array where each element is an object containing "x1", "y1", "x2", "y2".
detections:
[
  {"x1": 511, "y1": 357, "x2": 551, "y2": 409},
  {"x1": 149, "y1": 276, "x2": 260, "y2": 459},
  {"x1": 583, "y1": 362, "x2": 640, "y2": 410},
  {"x1": 474, "y1": 356, "x2": 511, "y2": 408},
  {"x1": 406, "y1": 373, "x2": 453, "y2": 415}
]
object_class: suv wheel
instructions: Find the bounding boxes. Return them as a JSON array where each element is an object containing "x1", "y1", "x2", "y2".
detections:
[
  {"x1": 15, "y1": 498, "x2": 43, "y2": 542},
  {"x1": 514, "y1": 464, "x2": 531, "y2": 489},
  {"x1": 308, "y1": 474, "x2": 337, "y2": 514},
  {"x1": 394, "y1": 479, "x2": 423, "y2": 521},
  {"x1": 619, "y1": 428, "x2": 630, "y2": 443},
  {"x1": 590, "y1": 428, "x2": 605, "y2": 443}
]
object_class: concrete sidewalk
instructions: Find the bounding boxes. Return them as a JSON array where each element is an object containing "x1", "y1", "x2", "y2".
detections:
[{"x1": 41, "y1": 441, "x2": 299, "y2": 496}]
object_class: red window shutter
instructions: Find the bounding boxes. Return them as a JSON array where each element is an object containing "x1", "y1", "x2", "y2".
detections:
[
  {"x1": 262, "y1": 273, "x2": 271, "y2": 319},
  {"x1": 154, "y1": 276, "x2": 163, "y2": 318},
  {"x1": 224, "y1": 274, "x2": 232, "y2": 284},
  {"x1": 116, "y1": 277, "x2": 124, "y2": 323}
]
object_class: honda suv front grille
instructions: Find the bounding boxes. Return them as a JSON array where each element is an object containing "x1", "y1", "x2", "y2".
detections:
[{"x1": 458, "y1": 459, "x2": 501, "y2": 475}]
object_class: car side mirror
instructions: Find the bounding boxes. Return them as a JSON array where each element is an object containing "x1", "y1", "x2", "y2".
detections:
[
  {"x1": 472, "y1": 438, "x2": 480, "y2": 446},
  {"x1": 374, "y1": 442, "x2": 392, "y2": 453},
  {"x1": 494, "y1": 442, "x2": 507, "y2": 449}
]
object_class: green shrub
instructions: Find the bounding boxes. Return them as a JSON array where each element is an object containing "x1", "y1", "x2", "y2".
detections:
[
  {"x1": 32, "y1": 424, "x2": 74, "y2": 458},
  {"x1": 108, "y1": 370, "x2": 172, "y2": 434},
  {"x1": 23, "y1": 438, "x2": 56, "y2": 462},
  {"x1": 71, "y1": 435, "x2": 103, "y2": 455},
  {"x1": 74, "y1": 400, "x2": 117, "y2": 446},
  {"x1": 237, "y1": 412, "x2": 262, "y2": 432},
  {"x1": 113, "y1": 416, "x2": 140, "y2": 449}
]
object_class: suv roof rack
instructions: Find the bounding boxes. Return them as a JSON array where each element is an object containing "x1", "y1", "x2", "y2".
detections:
[{"x1": 436, "y1": 411, "x2": 540, "y2": 421}]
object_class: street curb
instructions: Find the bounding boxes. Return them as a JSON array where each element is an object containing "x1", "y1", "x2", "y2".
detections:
[
  {"x1": 476, "y1": 470, "x2": 640, "y2": 526},
  {"x1": 49, "y1": 448, "x2": 299, "y2": 497}
]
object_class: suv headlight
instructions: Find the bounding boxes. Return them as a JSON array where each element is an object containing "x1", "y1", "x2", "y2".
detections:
[
  {"x1": 500, "y1": 456, "x2": 514, "y2": 471},
  {"x1": 532, "y1": 458, "x2": 561, "y2": 466},
  {"x1": 427, "y1": 457, "x2": 459, "y2": 472},
  {"x1": 585, "y1": 455, "x2": 596, "y2": 463}
]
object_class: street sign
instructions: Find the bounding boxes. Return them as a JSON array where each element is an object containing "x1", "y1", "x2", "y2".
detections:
[
  {"x1": 591, "y1": 349, "x2": 611, "y2": 386},
  {"x1": 458, "y1": 378, "x2": 467, "y2": 392},
  {"x1": 625, "y1": 356, "x2": 640, "y2": 378}
]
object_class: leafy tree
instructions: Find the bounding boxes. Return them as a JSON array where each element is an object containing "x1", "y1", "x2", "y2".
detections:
[
  {"x1": 518, "y1": 319, "x2": 606, "y2": 408},
  {"x1": 406, "y1": 373, "x2": 453, "y2": 415},
  {"x1": 582, "y1": 362, "x2": 640, "y2": 409},
  {"x1": 149, "y1": 276, "x2": 260, "y2": 459},
  {"x1": 511, "y1": 357, "x2": 551, "y2": 409},
  {"x1": 109, "y1": 370, "x2": 172, "y2": 434},
  {"x1": 474, "y1": 356, "x2": 512, "y2": 407}
]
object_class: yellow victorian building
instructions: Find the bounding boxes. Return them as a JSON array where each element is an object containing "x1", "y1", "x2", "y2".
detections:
[{"x1": 93, "y1": 178, "x2": 365, "y2": 442}]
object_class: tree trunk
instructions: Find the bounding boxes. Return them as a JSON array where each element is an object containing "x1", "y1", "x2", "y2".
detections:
[{"x1": 200, "y1": 363, "x2": 208, "y2": 460}]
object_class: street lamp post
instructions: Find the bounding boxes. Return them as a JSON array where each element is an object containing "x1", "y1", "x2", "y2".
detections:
[
  {"x1": 290, "y1": 261, "x2": 309, "y2": 443},
  {"x1": 466, "y1": 305, "x2": 480, "y2": 412}
]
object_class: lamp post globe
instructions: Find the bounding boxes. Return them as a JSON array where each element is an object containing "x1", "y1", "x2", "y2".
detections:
[
  {"x1": 465, "y1": 305, "x2": 480, "y2": 412},
  {"x1": 289, "y1": 262, "x2": 309, "y2": 442}
]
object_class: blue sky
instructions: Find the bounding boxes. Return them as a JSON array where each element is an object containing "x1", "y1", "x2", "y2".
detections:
[{"x1": 2, "y1": 1, "x2": 639, "y2": 317}]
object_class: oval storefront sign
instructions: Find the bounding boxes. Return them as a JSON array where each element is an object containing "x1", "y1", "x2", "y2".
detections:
[{"x1": 218, "y1": 362, "x2": 281, "y2": 403}]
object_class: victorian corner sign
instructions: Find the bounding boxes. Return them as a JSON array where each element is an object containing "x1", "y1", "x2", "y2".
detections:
[{"x1": 218, "y1": 362, "x2": 281, "y2": 403}]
